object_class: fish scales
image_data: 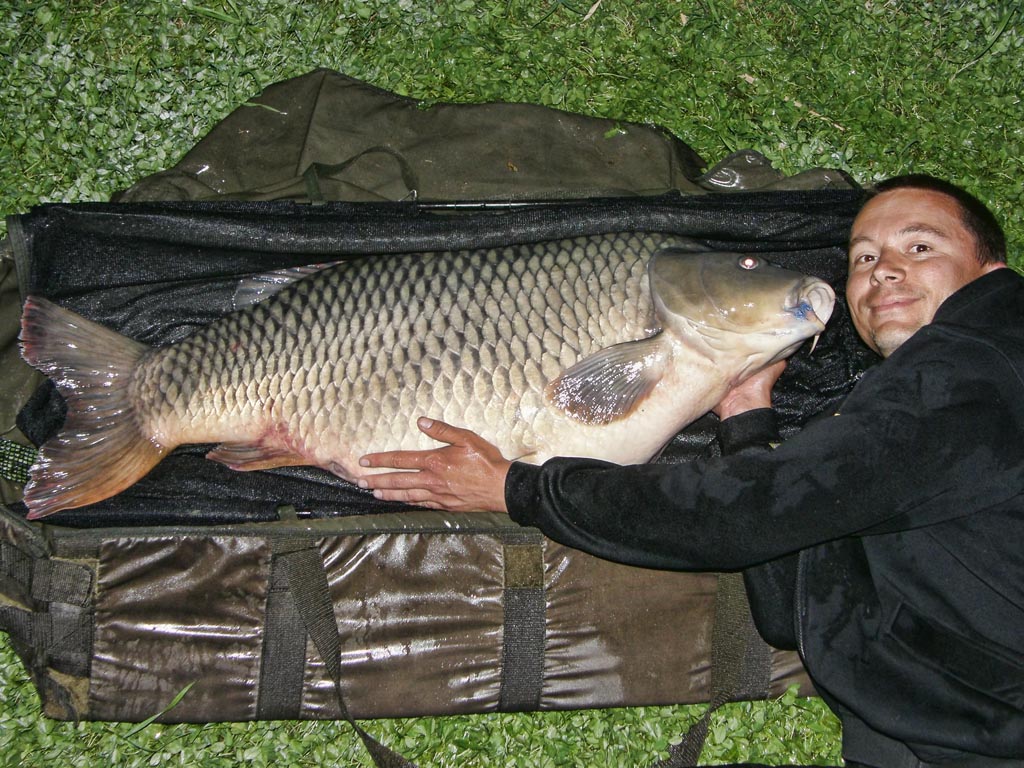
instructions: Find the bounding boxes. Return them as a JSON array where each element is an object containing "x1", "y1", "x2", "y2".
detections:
[{"x1": 134, "y1": 232, "x2": 667, "y2": 470}]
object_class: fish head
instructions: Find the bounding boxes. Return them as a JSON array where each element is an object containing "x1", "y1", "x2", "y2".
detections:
[{"x1": 649, "y1": 249, "x2": 836, "y2": 375}]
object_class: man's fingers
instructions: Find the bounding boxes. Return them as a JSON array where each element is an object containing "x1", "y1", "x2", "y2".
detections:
[
  {"x1": 359, "y1": 448, "x2": 431, "y2": 470},
  {"x1": 368, "y1": 485, "x2": 441, "y2": 506},
  {"x1": 360, "y1": 417, "x2": 482, "y2": 470},
  {"x1": 358, "y1": 468, "x2": 438, "y2": 490},
  {"x1": 359, "y1": 472, "x2": 457, "y2": 509},
  {"x1": 416, "y1": 416, "x2": 476, "y2": 445}
]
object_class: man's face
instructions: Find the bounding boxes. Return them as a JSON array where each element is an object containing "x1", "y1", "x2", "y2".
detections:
[{"x1": 846, "y1": 187, "x2": 1002, "y2": 357}]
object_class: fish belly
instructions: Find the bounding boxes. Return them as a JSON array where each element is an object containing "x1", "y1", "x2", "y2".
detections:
[{"x1": 138, "y1": 233, "x2": 685, "y2": 478}]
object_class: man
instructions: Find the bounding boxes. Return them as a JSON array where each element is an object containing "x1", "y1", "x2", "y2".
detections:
[{"x1": 359, "y1": 175, "x2": 1024, "y2": 766}]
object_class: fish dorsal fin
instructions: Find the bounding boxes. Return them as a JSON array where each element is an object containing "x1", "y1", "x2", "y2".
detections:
[
  {"x1": 233, "y1": 263, "x2": 339, "y2": 309},
  {"x1": 546, "y1": 334, "x2": 670, "y2": 425}
]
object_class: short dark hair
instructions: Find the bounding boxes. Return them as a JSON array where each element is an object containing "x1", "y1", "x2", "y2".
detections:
[{"x1": 866, "y1": 174, "x2": 1006, "y2": 265}]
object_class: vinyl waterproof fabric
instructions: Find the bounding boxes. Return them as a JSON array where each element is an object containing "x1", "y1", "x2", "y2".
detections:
[
  {"x1": 16, "y1": 513, "x2": 810, "y2": 722},
  {"x1": 0, "y1": 70, "x2": 870, "y2": 725}
]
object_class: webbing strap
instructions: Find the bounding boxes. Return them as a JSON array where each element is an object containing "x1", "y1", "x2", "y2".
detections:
[
  {"x1": 0, "y1": 605, "x2": 32, "y2": 645},
  {"x1": 256, "y1": 554, "x2": 307, "y2": 719},
  {"x1": 31, "y1": 558, "x2": 95, "y2": 678},
  {"x1": 652, "y1": 572, "x2": 772, "y2": 768},
  {"x1": 267, "y1": 539, "x2": 417, "y2": 768},
  {"x1": 31, "y1": 559, "x2": 93, "y2": 607},
  {"x1": 1, "y1": 539, "x2": 33, "y2": 591},
  {"x1": 499, "y1": 540, "x2": 547, "y2": 712},
  {"x1": 0, "y1": 542, "x2": 94, "y2": 679},
  {"x1": 0, "y1": 541, "x2": 37, "y2": 647}
]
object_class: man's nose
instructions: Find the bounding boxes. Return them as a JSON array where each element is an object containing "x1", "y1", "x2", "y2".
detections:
[{"x1": 871, "y1": 248, "x2": 906, "y2": 283}]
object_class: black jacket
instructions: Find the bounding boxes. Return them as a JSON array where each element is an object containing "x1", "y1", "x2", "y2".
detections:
[{"x1": 506, "y1": 268, "x2": 1024, "y2": 763}]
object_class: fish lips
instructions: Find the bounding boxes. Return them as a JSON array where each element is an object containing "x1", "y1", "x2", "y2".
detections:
[
  {"x1": 779, "y1": 280, "x2": 835, "y2": 355},
  {"x1": 785, "y1": 280, "x2": 835, "y2": 328}
]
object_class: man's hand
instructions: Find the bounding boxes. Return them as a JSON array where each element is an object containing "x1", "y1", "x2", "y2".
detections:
[
  {"x1": 713, "y1": 360, "x2": 787, "y2": 420},
  {"x1": 358, "y1": 417, "x2": 511, "y2": 513}
]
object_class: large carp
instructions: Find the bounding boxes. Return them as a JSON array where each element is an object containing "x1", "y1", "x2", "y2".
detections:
[{"x1": 19, "y1": 233, "x2": 834, "y2": 519}]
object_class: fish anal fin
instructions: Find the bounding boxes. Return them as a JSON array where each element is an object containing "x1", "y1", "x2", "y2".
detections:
[
  {"x1": 206, "y1": 442, "x2": 310, "y2": 471},
  {"x1": 546, "y1": 335, "x2": 670, "y2": 425}
]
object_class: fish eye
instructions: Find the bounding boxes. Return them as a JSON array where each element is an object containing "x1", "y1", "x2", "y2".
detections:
[{"x1": 737, "y1": 256, "x2": 761, "y2": 270}]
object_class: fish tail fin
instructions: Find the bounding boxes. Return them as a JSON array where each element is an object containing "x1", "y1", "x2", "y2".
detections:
[{"x1": 19, "y1": 296, "x2": 167, "y2": 519}]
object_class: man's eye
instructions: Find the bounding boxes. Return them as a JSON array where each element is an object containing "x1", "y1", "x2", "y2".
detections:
[
  {"x1": 854, "y1": 252, "x2": 877, "y2": 264},
  {"x1": 910, "y1": 243, "x2": 931, "y2": 253}
]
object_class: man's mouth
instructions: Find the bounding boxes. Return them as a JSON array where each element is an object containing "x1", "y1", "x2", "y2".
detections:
[{"x1": 870, "y1": 294, "x2": 920, "y2": 314}]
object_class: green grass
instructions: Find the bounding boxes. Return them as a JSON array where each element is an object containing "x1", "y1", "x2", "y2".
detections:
[
  {"x1": 0, "y1": 0, "x2": 1021, "y2": 764},
  {"x1": 2, "y1": 0, "x2": 1022, "y2": 258}
]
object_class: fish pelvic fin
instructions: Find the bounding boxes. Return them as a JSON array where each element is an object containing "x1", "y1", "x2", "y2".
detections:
[
  {"x1": 19, "y1": 296, "x2": 166, "y2": 519},
  {"x1": 206, "y1": 442, "x2": 310, "y2": 471},
  {"x1": 545, "y1": 334, "x2": 670, "y2": 425}
]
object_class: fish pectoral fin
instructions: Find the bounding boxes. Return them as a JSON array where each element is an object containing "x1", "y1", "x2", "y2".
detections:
[
  {"x1": 206, "y1": 442, "x2": 310, "y2": 471},
  {"x1": 545, "y1": 334, "x2": 670, "y2": 425}
]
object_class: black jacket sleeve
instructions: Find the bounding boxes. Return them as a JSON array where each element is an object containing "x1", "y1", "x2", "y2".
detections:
[
  {"x1": 715, "y1": 407, "x2": 779, "y2": 455},
  {"x1": 504, "y1": 403, "x2": 895, "y2": 570},
  {"x1": 505, "y1": 327, "x2": 1024, "y2": 572}
]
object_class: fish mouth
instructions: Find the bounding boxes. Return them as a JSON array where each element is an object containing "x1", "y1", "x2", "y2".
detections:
[
  {"x1": 787, "y1": 282, "x2": 835, "y2": 354},
  {"x1": 787, "y1": 282, "x2": 835, "y2": 327}
]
